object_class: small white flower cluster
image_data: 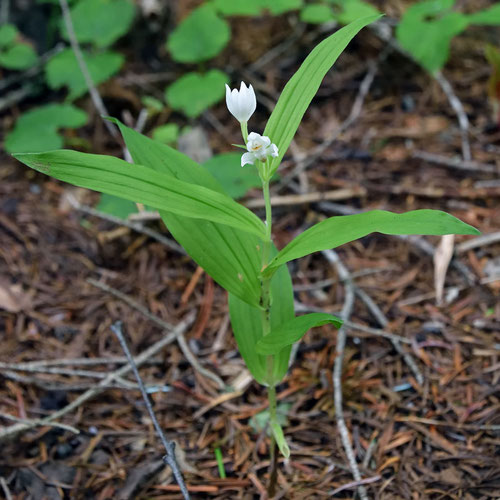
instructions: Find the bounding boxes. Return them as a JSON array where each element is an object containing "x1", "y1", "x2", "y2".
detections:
[{"x1": 225, "y1": 82, "x2": 278, "y2": 168}]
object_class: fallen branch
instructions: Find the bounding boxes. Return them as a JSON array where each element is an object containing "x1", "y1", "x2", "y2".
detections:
[{"x1": 412, "y1": 150, "x2": 498, "y2": 174}]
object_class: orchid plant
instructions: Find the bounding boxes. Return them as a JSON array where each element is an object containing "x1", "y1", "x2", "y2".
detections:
[{"x1": 14, "y1": 16, "x2": 479, "y2": 466}]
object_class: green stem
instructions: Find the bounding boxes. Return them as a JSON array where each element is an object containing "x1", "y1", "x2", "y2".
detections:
[
  {"x1": 240, "y1": 121, "x2": 248, "y2": 144},
  {"x1": 260, "y1": 177, "x2": 279, "y2": 496}
]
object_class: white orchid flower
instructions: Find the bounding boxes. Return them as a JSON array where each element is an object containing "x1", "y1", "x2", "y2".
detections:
[
  {"x1": 225, "y1": 82, "x2": 256, "y2": 124},
  {"x1": 241, "y1": 132, "x2": 279, "y2": 167}
]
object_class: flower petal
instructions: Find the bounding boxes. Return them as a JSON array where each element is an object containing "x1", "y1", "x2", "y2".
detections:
[{"x1": 241, "y1": 152, "x2": 256, "y2": 167}]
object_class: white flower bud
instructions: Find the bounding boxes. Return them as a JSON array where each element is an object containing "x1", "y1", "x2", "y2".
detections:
[{"x1": 225, "y1": 82, "x2": 256, "y2": 123}]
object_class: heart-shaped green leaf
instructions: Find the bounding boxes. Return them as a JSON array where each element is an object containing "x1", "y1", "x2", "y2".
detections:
[
  {"x1": 45, "y1": 48, "x2": 124, "y2": 100},
  {"x1": 61, "y1": 0, "x2": 136, "y2": 48},
  {"x1": 166, "y1": 70, "x2": 229, "y2": 118},
  {"x1": 5, "y1": 104, "x2": 88, "y2": 153},
  {"x1": 167, "y1": 4, "x2": 230, "y2": 63}
]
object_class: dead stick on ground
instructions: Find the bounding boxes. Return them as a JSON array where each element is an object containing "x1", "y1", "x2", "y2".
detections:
[
  {"x1": 0, "y1": 412, "x2": 79, "y2": 435},
  {"x1": 88, "y1": 278, "x2": 225, "y2": 389},
  {"x1": 245, "y1": 187, "x2": 366, "y2": 208},
  {"x1": 67, "y1": 195, "x2": 184, "y2": 254},
  {"x1": 110, "y1": 321, "x2": 190, "y2": 500},
  {"x1": 434, "y1": 71, "x2": 471, "y2": 161},
  {"x1": 355, "y1": 288, "x2": 424, "y2": 385},
  {"x1": 412, "y1": 151, "x2": 497, "y2": 174},
  {"x1": 0, "y1": 356, "x2": 162, "y2": 369},
  {"x1": 456, "y1": 231, "x2": 500, "y2": 253},
  {"x1": 322, "y1": 249, "x2": 369, "y2": 500},
  {"x1": 0, "y1": 477, "x2": 12, "y2": 500},
  {"x1": 0, "y1": 312, "x2": 195, "y2": 442},
  {"x1": 58, "y1": 0, "x2": 118, "y2": 139}
]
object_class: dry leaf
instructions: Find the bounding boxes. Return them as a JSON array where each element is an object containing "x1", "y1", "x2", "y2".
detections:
[
  {"x1": 434, "y1": 234, "x2": 455, "y2": 306},
  {"x1": 0, "y1": 281, "x2": 31, "y2": 313}
]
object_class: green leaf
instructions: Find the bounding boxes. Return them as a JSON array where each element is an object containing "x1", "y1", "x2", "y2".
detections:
[
  {"x1": 0, "y1": 24, "x2": 18, "y2": 47},
  {"x1": 329, "y1": 0, "x2": 380, "y2": 25},
  {"x1": 203, "y1": 152, "x2": 265, "y2": 200},
  {"x1": 167, "y1": 4, "x2": 230, "y2": 63},
  {"x1": 259, "y1": 0, "x2": 303, "y2": 15},
  {"x1": 229, "y1": 249, "x2": 295, "y2": 385},
  {"x1": 0, "y1": 42, "x2": 38, "y2": 70},
  {"x1": 264, "y1": 15, "x2": 379, "y2": 172},
  {"x1": 300, "y1": 4, "x2": 335, "y2": 24},
  {"x1": 271, "y1": 421, "x2": 290, "y2": 458},
  {"x1": 151, "y1": 123, "x2": 179, "y2": 145},
  {"x1": 396, "y1": 0, "x2": 468, "y2": 74},
  {"x1": 165, "y1": 70, "x2": 229, "y2": 118},
  {"x1": 256, "y1": 313, "x2": 342, "y2": 355},
  {"x1": 467, "y1": 4, "x2": 500, "y2": 25},
  {"x1": 213, "y1": 0, "x2": 262, "y2": 16},
  {"x1": 214, "y1": 0, "x2": 302, "y2": 16},
  {"x1": 14, "y1": 150, "x2": 267, "y2": 239},
  {"x1": 249, "y1": 402, "x2": 291, "y2": 433},
  {"x1": 141, "y1": 96, "x2": 164, "y2": 114},
  {"x1": 61, "y1": 0, "x2": 135, "y2": 48},
  {"x1": 264, "y1": 209, "x2": 480, "y2": 277},
  {"x1": 45, "y1": 48, "x2": 124, "y2": 100},
  {"x1": 96, "y1": 193, "x2": 138, "y2": 218},
  {"x1": 5, "y1": 104, "x2": 88, "y2": 153},
  {"x1": 112, "y1": 119, "x2": 263, "y2": 307}
]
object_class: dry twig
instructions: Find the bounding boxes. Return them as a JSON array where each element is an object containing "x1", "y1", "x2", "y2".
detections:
[
  {"x1": 434, "y1": 71, "x2": 471, "y2": 161},
  {"x1": 58, "y1": 0, "x2": 118, "y2": 139},
  {"x1": 0, "y1": 312, "x2": 195, "y2": 442},
  {"x1": 0, "y1": 412, "x2": 79, "y2": 435},
  {"x1": 88, "y1": 278, "x2": 225, "y2": 389},
  {"x1": 0, "y1": 477, "x2": 12, "y2": 500},
  {"x1": 355, "y1": 288, "x2": 424, "y2": 385},
  {"x1": 68, "y1": 195, "x2": 184, "y2": 254},
  {"x1": 322, "y1": 249, "x2": 369, "y2": 500},
  {"x1": 111, "y1": 322, "x2": 190, "y2": 500},
  {"x1": 412, "y1": 150, "x2": 498, "y2": 174}
]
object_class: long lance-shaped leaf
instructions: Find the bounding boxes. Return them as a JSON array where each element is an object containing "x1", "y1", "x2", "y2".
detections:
[
  {"x1": 111, "y1": 119, "x2": 262, "y2": 308},
  {"x1": 264, "y1": 15, "x2": 380, "y2": 171},
  {"x1": 229, "y1": 245, "x2": 295, "y2": 385},
  {"x1": 14, "y1": 150, "x2": 267, "y2": 240},
  {"x1": 256, "y1": 313, "x2": 342, "y2": 355},
  {"x1": 263, "y1": 209, "x2": 480, "y2": 277}
]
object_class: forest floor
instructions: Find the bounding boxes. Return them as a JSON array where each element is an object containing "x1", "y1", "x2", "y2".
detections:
[{"x1": 1, "y1": 8, "x2": 500, "y2": 500}]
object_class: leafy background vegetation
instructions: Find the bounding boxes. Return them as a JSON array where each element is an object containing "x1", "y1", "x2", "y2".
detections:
[{"x1": 2, "y1": 0, "x2": 500, "y2": 216}]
